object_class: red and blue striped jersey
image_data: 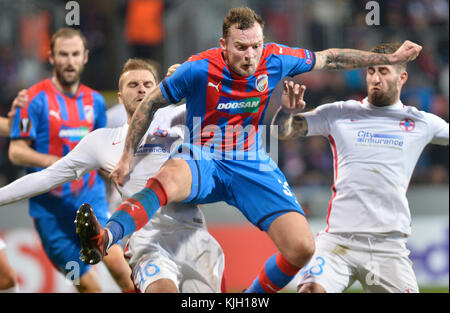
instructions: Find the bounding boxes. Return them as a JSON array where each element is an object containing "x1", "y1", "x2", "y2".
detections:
[
  {"x1": 10, "y1": 78, "x2": 108, "y2": 218},
  {"x1": 160, "y1": 43, "x2": 315, "y2": 158}
]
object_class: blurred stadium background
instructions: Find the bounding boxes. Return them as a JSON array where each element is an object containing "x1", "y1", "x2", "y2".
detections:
[{"x1": 0, "y1": 0, "x2": 448, "y2": 292}]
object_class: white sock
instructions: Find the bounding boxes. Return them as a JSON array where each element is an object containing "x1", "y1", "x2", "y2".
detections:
[{"x1": 106, "y1": 228, "x2": 113, "y2": 250}]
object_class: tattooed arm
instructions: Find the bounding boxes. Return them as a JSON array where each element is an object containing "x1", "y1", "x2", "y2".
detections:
[
  {"x1": 273, "y1": 109, "x2": 308, "y2": 140},
  {"x1": 313, "y1": 40, "x2": 422, "y2": 71},
  {"x1": 110, "y1": 87, "x2": 169, "y2": 186},
  {"x1": 272, "y1": 81, "x2": 309, "y2": 140}
]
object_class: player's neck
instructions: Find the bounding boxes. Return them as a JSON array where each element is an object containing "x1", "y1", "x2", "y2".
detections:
[{"x1": 51, "y1": 75, "x2": 80, "y2": 96}]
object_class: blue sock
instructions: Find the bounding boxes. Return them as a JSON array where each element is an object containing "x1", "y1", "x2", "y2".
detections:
[
  {"x1": 105, "y1": 182, "x2": 166, "y2": 245},
  {"x1": 245, "y1": 253, "x2": 300, "y2": 293}
]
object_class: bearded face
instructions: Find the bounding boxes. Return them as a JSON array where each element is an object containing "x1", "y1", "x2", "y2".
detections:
[
  {"x1": 50, "y1": 36, "x2": 87, "y2": 90},
  {"x1": 366, "y1": 65, "x2": 405, "y2": 107}
]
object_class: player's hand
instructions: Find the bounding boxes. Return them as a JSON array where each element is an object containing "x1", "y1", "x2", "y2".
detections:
[
  {"x1": 280, "y1": 80, "x2": 307, "y2": 114},
  {"x1": 8, "y1": 89, "x2": 28, "y2": 118},
  {"x1": 166, "y1": 64, "x2": 181, "y2": 77},
  {"x1": 109, "y1": 156, "x2": 131, "y2": 186},
  {"x1": 390, "y1": 40, "x2": 422, "y2": 64}
]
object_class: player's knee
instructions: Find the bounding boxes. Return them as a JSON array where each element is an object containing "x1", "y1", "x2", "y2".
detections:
[
  {"x1": 154, "y1": 160, "x2": 191, "y2": 201},
  {"x1": 298, "y1": 282, "x2": 325, "y2": 293},
  {"x1": 0, "y1": 268, "x2": 17, "y2": 290},
  {"x1": 145, "y1": 279, "x2": 178, "y2": 293},
  {"x1": 284, "y1": 236, "x2": 315, "y2": 268}
]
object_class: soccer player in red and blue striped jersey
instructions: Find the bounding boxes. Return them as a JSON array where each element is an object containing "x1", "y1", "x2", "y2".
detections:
[
  {"x1": 9, "y1": 28, "x2": 134, "y2": 293},
  {"x1": 76, "y1": 8, "x2": 422, "y2": 293}
]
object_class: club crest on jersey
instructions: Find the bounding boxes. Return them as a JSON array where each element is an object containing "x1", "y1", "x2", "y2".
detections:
[
  {"x1": 255, "y1": 74, "x2": 268, "y2": 92},
  {"x1": 153, "y1": 127, "x2": 168, "y2": 137},
  {"x1": 399, "y1": 118, "x2": 415, "y2": 131},
  {"x1": 84, "y1": 105, "x2": 94, "y2": 123},
  {"x1": 216, "y1": 96, "x2": 261, "y2": 114}
]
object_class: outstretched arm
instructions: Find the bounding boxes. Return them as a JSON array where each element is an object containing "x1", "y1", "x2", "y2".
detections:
[
  {"x1": 313, "y1": 40, "x2": 422, "y2": 71},
  {"x1": 272, "y1": 81, "x2": 309, "y2": 140},
  {"x1": 0, "y1": 134, "x2": 100, "y2": 206},
  {"x1": 110, "y1": 86, "x2": 170, "y2": 186}
]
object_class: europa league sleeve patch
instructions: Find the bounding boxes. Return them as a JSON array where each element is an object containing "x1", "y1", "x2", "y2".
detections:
[{"x1": 19, "y1": 117, "x2": 32, "y2": 134}]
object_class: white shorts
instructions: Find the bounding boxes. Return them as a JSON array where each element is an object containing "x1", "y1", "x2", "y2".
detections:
[
  {"x1": 297, "y1": 232, "x2": 419, "y2": 293},
  {"x1": 0, "y1": 239, "x2": 5, "y2": 251},
  {"x1": 125, "y1": 220, "x2": 225, "y2": 293}
]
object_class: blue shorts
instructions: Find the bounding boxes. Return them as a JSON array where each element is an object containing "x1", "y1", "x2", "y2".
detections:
[
  {"x1": 34, "y1": 208, "x2": 110, "y2": 278},
  {"x1": 171, "y1": 144, "x2": 304, "y2": 231}
]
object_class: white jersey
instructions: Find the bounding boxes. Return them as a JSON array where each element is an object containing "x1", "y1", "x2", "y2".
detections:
[
  {"x1": 303, "y1": 98, "x2": 449, "y2": 235},
  {"x1": 106, "y1": 103, "x2": 127, "y2": 128},
  {"x1": 0, "y1": 104, "x2": 204, "y2": 228}
]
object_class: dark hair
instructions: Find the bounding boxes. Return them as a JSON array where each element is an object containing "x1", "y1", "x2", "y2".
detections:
[
  {"x1": 370, "y1": 43, "x2": 407, "y2": 71},
  {"x1": 119, "y1": 58, "x2": 158, "y2": 90},
  {"x1": 222, "y1": 7, "x2": 264, "y2": 39},
  {"x1": 51, "y1": 27, "x2": 87, "y2": 54}
]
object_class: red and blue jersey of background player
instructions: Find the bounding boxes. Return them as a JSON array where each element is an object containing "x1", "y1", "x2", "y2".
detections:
[
  {"x1": 10, "y1": 78, "x2": 108, "y2": 218},
  {"x1": 160, "y1": 43, "x2": 315, "y2": 159}
]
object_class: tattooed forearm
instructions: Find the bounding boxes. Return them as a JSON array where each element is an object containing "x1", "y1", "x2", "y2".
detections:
[
  {"x1": 315, "y1": 49, "x2": 392, "y2": 70},
  {"x1": 272, "y1": 108, "x2": 308, "y2": 139},
  {"x1": 124, "y1": 88, "x2": 169, "y2": 155}
]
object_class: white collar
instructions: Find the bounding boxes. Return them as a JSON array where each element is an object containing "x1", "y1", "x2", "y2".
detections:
[{"x1": 362, "y1": 97, "x2": 404, "y2": 110}]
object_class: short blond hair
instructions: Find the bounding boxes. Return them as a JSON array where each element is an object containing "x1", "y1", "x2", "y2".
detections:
[
  {"x1": 118, "y1": 58, "x2": 159, "y2": 91},
  {"x1": 51, "y1": 27, "x2": 87, "y2": 54}
]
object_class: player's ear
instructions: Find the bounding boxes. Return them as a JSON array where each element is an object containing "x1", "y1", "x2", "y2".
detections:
[
  {"x1": 399, "y1": 70, "x2": 408, "y2": 87},
  {"x1": 48, "y1": 50, "x2": 54, "y2": 65},
  {"x1": 117, "y1": 91, "x2": 123, "y2": 104},
  {"x1": 219, "y1": 37, "x2": 227, "y2": 51},
  {"x1": 83, "y1": 49, "x2": 89, "y2": 65}
]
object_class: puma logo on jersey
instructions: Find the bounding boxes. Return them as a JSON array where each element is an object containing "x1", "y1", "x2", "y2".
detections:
[
  {"x1": 208, "y1": 81, "x2": 221, "y2": 92},
  {"x1": 49, "y1": 110, "x2": 60, "y2": 120}
]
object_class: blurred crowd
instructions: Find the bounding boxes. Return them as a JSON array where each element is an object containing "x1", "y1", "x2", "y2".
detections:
[{"x1": 0, "y1": 0, "x2": 448, "y2": 188}]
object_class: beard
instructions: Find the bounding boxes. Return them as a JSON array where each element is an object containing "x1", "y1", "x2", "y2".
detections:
[
  {"x1": 55, "y1": 64, "x2": 84, "y2": 88},
  {"x1": 368, "y1": 83, "x2": 398, "y2": 107}
]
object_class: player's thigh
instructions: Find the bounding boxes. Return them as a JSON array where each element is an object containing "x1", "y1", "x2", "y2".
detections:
[
  {"x1": 297, "y1": 234, "x2": 356, "y2": 293},
  {"x1": 229, "y1": 161, "x2": 305, "y2": 232},
  {"x1": 170, "y1": 143, "x2": 227, "y2": 204}
]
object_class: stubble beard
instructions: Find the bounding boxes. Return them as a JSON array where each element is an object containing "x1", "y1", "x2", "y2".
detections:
[{"x1": 368, "y1": 83, "x2": 399, "y2": 107}]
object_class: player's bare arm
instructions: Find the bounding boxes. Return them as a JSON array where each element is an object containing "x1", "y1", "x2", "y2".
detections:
[
  {"x1": 0, "y1": 89, "x2": 28, "y2": 137},
  {"x1": 0, "y1": 118, "x2": 10, "y2": 137},
  {"x1": 314, "y1": 40, "x2": 422, "y2": 70},
  {"x1": 9, "y1": 140, "x2": 60, "y2": 168},
  {"x1": 110, "y1": 86, "x2": 169, "y2": 186},
  {"x1": 272, "y1": 81, "x2": 308, "y2": 139}
]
